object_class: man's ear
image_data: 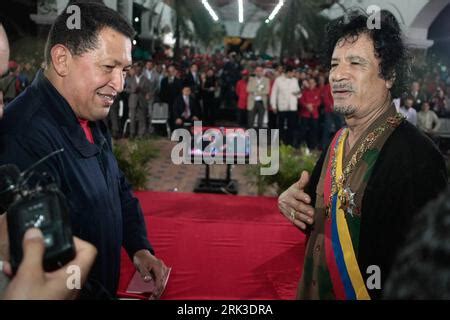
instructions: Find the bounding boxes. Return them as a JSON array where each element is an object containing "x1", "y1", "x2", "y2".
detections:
[
  {"x1": 386, "y1": 80, "x2": 393, "y2": 89},
  {"x1": 386, "y1": 71, "x2": 396, "y2": 89},
  {"x1": 50, "y1": 44, "x2": 71, "y2": 77}
]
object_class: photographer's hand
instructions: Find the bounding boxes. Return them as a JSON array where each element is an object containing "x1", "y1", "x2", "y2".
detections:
[{"x1": 2, "y1": 228, "x2": 97, "y2": 300}]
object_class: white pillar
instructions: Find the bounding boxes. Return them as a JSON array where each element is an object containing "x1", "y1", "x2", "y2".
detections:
[
  {"x1": 405, "y1": 27, "x2": 434, "y2": 49},
  {"x1": 56, "y1": 0, "x2": 70, "y2": 14},
  {"x1": 139, "y1": 10, "x2": 152, "y2": 39}
]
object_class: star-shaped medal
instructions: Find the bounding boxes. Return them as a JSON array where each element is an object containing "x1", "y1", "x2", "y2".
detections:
[{"x1": 339, "y1": 187, "x2": 357, "y2": 217}]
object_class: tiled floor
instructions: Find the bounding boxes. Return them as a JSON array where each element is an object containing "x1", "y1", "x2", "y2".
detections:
[{"x1": 136, "y1": 137, "x2": 278, "y2": 197}]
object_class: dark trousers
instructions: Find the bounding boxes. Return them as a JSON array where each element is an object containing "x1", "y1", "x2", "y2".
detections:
[
  {"x1": 107, "y1": 99, "x2": 121, "y2": 138},
  {"x1": 248, "y1": 101, "x2": 265, "y2": 128},
  {"x1": 221, "y1": 85, "x2": 236, "y2": 109},
  {"x1": 321, "y1": 112, "x2": 344, "y2": 150},
  {"x1": 203, "y1": 96, "x2": 216, "y2": 126},
  {"x1": 268, "y1": 110, "x2": 278, "y2": 129},
  {"x1": 237, "y1": 108, "x2": 247, "y2": 128},
  {"x1": 296, "y1": 117, "x2": 319, "y2": 150},
  {"x1": 129, "y1": 102, "x2": 148, "y2": 138},
  {"x1": 167, "y1": 101, "x2": 175, "y2": 131},
  {"x1": 278, "y1": 111, "x2": 297, "y2": 146}
]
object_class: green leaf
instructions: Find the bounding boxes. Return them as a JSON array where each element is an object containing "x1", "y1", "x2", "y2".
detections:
[
  {"x1": 113, "y1": 138, "x2": 159, "y2": 190},
  {"x1": 245, "y1": 144, "x2": 320, "y2": 195}
]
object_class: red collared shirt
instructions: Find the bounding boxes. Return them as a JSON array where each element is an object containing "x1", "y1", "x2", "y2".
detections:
[{"x1": 78, "y1": 119, "x2": 94, "y2": 144}]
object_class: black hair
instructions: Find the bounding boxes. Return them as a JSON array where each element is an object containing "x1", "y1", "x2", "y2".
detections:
[
  {"x1": 324, "y1": 9, "x2": 410, "y2": 98},
  {"x1": 44, "y1": 1, "x2": 135, "y2": 66},
  {"x1": 285, "y1": 65, "x2": 294, "y2": 73},
  {"x1": 384, "y1": 187, "x2": 450, "y2": 299},
  {"x1": 134, "y1": 61, "x2": 144, "y2": 68}
]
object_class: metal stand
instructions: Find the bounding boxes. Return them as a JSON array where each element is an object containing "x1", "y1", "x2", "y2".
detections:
[{"x1": 193, "y1": 164, "x2": 238, "y2": 195}]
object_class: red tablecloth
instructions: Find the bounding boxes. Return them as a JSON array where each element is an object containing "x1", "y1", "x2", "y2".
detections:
[{"x1": 118, "y1": 191, "x2": 306, "y2": 299}]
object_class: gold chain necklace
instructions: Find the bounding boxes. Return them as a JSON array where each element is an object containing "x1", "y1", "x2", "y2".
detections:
[{"x1": 330, "y1": 113, "x2": 404, "y2": 198}]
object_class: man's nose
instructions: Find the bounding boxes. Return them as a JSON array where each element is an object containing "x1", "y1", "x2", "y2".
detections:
[
  {"x1": 330, "y1": 63, "x2": 350, "y2": 83},
  {"x1": 110, "y1": 69, "x2": 125, "y2": 93}
]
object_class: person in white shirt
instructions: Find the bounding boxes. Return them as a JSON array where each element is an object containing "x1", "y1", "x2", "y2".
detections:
[
  {"x1": 399, "y1": 96, "x2": 417, "y2": 126},
  {"x1": 270, "y1": 65, "x2": 300, "y2": 145},
  {"x1": 417, "y1": 101, "x2": 441, "y2": 138}
]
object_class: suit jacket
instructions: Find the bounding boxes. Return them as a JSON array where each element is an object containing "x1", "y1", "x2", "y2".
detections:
[
  {"x1": 144, "y1": 69, "x2": 160, "y2": 100},
  {"x1": 247, "y1": 76, "x2": 270, "y2": 111},
  {"x1": 159, "y1": 76, "x2": 183, "y2": 107},
  {"x1": 0, "y1": 74, "x2": 17, "y2": 101},
  {"x1": 126, "y1": 74, "x2": 151, "y2": 110},
  {"x1": 173, "y1": 94, "x2": 201, "y2": 120},
  {"x1": 304, "y1": 120, "x2": 447, "y2": 299},
  {"x1": 183, "y1": 72, "x2": 201, "y2": 96}
]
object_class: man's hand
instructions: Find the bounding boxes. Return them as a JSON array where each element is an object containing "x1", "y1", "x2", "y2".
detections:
[
  {"x1": 306, "y1": 103, "x2": 313, "y2": 113},
  {"x1": 192, "y1": 116, "x2": 199, "y2": 121},
  {"x1": 278, "y1": 171, "x2": 315, "y2": 230},
  {"x1": 2, "y1": 228, "x2": 97, "y2": 300},
  {"x1": 133, "y1": 249, "x2": 168, "y2": 299}
]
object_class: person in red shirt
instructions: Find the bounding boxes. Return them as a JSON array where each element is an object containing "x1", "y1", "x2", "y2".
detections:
[
  {"x1": 319, "y1": 75, "x2": 344, "y2": 149},
  {"x1": 235, "y1": 69, "x2": 249, "y2": 127},
  {"x1": 298, "y1": 77, "x2": 321, "y2": 149}
]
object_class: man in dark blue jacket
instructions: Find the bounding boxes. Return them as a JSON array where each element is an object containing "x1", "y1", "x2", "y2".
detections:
[{"x1": 0, "y1": 2, "x2": 167, "y2": 298}]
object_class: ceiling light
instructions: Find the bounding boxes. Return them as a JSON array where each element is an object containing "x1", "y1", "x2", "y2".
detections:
[
  {"x1": 238, "y1": 0, "x2": 244, "y2": 23},
  {"x1": 266, "y1": 0, "x2": 284, "y2": 22},
  {"x1": 202, "y1": 0, "x2": 219, "y2": 21}
]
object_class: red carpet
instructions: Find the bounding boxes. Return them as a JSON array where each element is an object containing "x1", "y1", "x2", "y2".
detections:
[{"x1": 117, "y1": 191, "x2": 306, "y2": 300}]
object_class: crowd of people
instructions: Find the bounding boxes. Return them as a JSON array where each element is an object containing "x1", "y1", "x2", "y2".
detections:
[
  {"x1": 2, "y1": 43, "x2": 450, "y2": 152},
  {"x1": 111, "y1": 46, "x2": 450, "y2": 150},
  {"x1": 104, "y1": 54, "x2": 347, "y2": 151}
]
